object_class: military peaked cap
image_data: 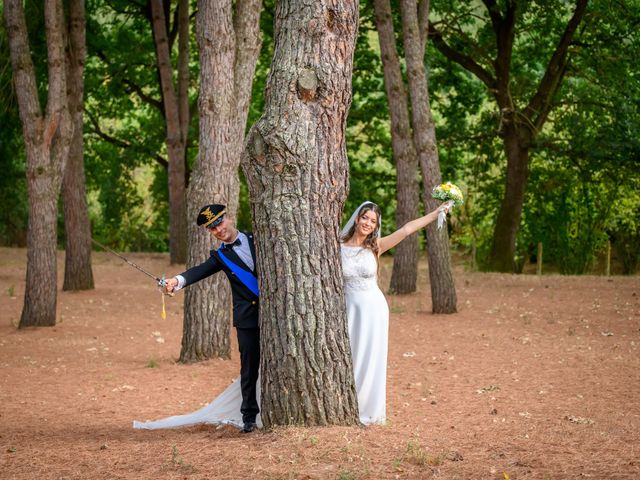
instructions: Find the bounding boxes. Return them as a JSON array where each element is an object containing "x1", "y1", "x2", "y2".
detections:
[{"x1": 197, "y1": 204, "x2": 226, "y2": 228}]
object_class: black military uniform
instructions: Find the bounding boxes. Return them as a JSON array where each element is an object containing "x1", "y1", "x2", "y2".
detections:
[{"x1": 179, "y1": 204, "x2": 260, "y2": 432}]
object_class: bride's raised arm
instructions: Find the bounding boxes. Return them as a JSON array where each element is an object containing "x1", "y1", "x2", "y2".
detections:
[{"x1": 377, "y1": 205, "x2": 448, "y2": 255}]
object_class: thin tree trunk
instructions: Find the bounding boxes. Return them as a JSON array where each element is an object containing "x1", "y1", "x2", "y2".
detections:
[
  {"x1": 181, "y1": 0, "x2": 262, "y2": 363},
  {"x1": 242, "y1": 0, "x2": 360, "y2": 427},
  {"x1": 63, "y1": 0, "x2": 94, "y2": 291},
  {"x1": 400, "y1": 0, "x2": 456, "y2": 313},
  {"x1": 150, "y1": 0, "x2": 187, "y2": 265},
  {"x1": 5, "y1": 0, "x2": 73, "y2": 327},
  {"x1": 373, "y1": 0, "x2": 420, "y2": 295}
]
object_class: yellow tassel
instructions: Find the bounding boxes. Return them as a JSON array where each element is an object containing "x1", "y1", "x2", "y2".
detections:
[{"x1": 161, "y1": 292, "x2": 166, "y2": 320}]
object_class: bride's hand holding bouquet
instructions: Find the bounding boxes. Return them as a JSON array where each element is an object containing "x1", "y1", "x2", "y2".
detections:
[{"x1": 432, "y1": 182, "x2": 464, "y2": 229}]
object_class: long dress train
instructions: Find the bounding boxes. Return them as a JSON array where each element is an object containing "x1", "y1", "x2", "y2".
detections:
[{"x1": 133, "y1": 377, "x2": 262, "y2": 429}]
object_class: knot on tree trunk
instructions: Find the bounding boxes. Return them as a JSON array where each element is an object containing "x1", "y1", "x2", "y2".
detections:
[
  {"x1": 247, "y1": 127, "x2": 267, "y2": 165},
  {"x1": 297, "y1": 68, "x2": 318, "y2": 102}
]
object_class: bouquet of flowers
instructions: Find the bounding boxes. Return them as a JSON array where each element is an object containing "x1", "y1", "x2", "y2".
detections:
[{"x1": 432, "y1": 182, "x2": 464, "y2": 229}]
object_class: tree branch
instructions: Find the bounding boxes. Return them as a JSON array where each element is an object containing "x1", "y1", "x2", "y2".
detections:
[
  {"x1": 428, "y1": 21, "x2": 496, "y2": 89},
  {"x1": 490, "y1": 0, "x2": 516, "y2": 103},
  {"x1": 524, "y1": 0, "x2": 589, "y2": 131},
  {"x1": 86, "y1": 110, "x2": 168, "y2": 169},
  {"x1": 481, "y1": 0, "x2": 503, "y2": 31},
  {"x1": 122, "y1": 78, "x2": 163, "y2": 111},
  {"x1": 91, "y1": 47, "x2": 163, "y2": 111}
]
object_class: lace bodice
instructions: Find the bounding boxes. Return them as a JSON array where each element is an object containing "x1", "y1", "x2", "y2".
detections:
[{"x1": 341, "y1": 245, "x2": 379, "y2": 291}]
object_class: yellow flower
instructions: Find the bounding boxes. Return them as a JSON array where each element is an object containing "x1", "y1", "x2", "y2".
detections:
[{"x1": 432, "y1": 182, "x2": 464, "y2": 206}]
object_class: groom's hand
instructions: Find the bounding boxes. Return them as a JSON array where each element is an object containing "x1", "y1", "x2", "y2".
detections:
[{"x1": 163, "y1": 277, "x2": 178, "y2": 294}]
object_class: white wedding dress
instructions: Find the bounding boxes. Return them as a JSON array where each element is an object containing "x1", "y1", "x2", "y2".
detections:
[
  {"x1": 341, "y1": 244, "x2": 389, "y2": 424},
  {"x1": 133, "y1": 245, "x2": 388, "y2": 429}
]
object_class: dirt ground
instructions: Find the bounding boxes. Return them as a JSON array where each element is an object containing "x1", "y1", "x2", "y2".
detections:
[{"x1": 0, "y1": 247, "x2": 639, "y2": 480}]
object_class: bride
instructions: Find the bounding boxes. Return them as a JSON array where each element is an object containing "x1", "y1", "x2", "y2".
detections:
[
  {"x1": 339, "y1": 201, "x2": 446, "y2": 424},
  {"x1": 134, "y1": 201, "x2": 447, "y2": 430}
]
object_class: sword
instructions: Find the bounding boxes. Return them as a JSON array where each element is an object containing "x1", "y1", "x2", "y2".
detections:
[{"x1": 91, "y1": 238, "x2": 168, "y2": 288}]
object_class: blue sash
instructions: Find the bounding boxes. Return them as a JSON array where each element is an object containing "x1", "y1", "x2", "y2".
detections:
[{"x1": 217, "y1": 249, "x2": 260, "y2": 297}]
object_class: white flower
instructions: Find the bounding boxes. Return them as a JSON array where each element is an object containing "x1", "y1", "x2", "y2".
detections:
[{"x1": 432, "y1": 182, "x2": 464, "y2": 206}]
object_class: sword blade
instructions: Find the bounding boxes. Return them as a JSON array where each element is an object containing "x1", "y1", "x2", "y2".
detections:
[{"x1": 91, "y1": 238, "x2": 161, "y2": 283}]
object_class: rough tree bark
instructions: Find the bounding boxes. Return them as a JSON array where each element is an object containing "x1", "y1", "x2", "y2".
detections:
[
  {"x1": 242, "y1": 0, "x2": 360, "y2": 427},
  {"x1": 400, "y1": 0, "x2": 457, "y2": 313},
  {"x1": 429, "y1": 0, "x2": 589, "y2": 272},
  {"x1": 180, "y1": 0, "x2": 262, "y2": 363},
  {"x1": 150, "y1": 0, "x2": 189, "y2": 264},
  {"x1": 5, "y1": 0, "x2": 73, "y2": 327},
  {"x1": 62, "y1": 0, "x2": 94, "y2": 291},
  {"x1": 373, "y1": 0, "x2": 420, "y2": 295}
]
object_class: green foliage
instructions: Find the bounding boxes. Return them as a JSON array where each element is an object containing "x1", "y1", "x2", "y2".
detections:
[
  {"x1": 345, "y1": 2, "x2": 397, "y2": 234},
  {"x1": 0, "y1": 108, "x2": 28, "y2": 246},
  {"x1": 0, "y1": 1, "x2": 48, "y2": 246},
  {"x1": 518, "y1": 0, "x2": 640, "y2": 274},
  {"x1": 522, "y1": 159, "x2": 612, "y2": 274},
  {"x1": 246, "y1": 0, "x2": 275, "y2": 130},
  {"x1": 2, "y1": 0, "x2": 638, "y2": 275},
  {"x1": 426, "y1": 0, "x2": 640, "y2": 273},
  {"x1": 83, "y1": 0, "x2": 199, "y2": 251},
  {"x1": 608, "y1": 196, "x2": 640, "y2": 274}
]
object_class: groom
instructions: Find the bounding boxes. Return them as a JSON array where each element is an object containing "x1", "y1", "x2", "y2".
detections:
[{"x1": 164, "y1": 204, "x2": 260, "y2": 433}]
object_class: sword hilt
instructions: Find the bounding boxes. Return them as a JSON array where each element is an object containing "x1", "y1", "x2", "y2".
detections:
[{"x1": 158, "y1": 274, "x2": 175, "y2": 297}]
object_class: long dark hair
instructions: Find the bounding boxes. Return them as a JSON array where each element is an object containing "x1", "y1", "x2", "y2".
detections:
[{"x1": 341, "y1": 202, "x2": 381, "y2": 258}]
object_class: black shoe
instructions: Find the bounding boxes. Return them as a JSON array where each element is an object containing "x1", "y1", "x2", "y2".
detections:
[{"x1": 241, "y1": 421, "x2": 257, "y2": 433}]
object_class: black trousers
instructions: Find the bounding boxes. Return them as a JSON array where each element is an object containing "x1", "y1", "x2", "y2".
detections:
[{"x1": 236, "y1": 327, "x2": 260, "y2": 423}]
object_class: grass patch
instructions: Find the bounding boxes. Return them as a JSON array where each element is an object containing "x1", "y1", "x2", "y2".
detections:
[
  {"x1": 396, "y1": 440, "x2": 453, "y2": 469},
  {"x1": 170, "y1": 444, "x2": 194, "y2": 473},
  {"x1": 146, "y1": 357, "x2": 158, "y2": 368},
  {"x1": 336, "y1": 469, "x2": 358, "y2": 480},
  {"x1": 404, "y1": 440, "x2": 428, "y2": 466},
  {"x1": 390, "y1": 305, "x2": 406, "y2": 314}
]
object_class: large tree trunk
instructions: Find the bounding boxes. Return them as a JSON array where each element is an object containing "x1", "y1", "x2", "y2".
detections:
[
  {"x1": 150, "y1": 0, "x2": 188, "y2": 265},
  {"x1": 488, "y1": 127, "x2": 531, "y2": 272},
  {"x1": 373, "y1": 0, "x2": 420, "y2": 295},
  {"x1": 62, "y1": 0, "x2": 94, "y2": 291},
  {"x1": 400, "y1": 0, "x2": 456, "y2": 313},
  {"x1": 242, "y1": 0, "x2": 360, "y2": 427},
  {"x1": 5, "y1": 0, "x2": 73, "y2": 327},
  {"x1": 181, "y1": 0, "x2": 262, "y2": 363}
]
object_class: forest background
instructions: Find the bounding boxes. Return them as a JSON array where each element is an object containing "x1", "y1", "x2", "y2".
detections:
[
  {"x1": 2, "y1": 1, "x2": 640, "y2": 476},
  {"x1": 1, "y1": 0, "x2": 639, "y2": 276}
]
